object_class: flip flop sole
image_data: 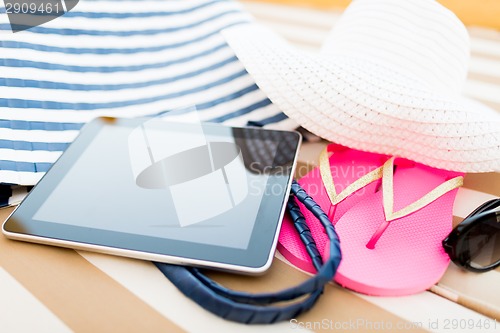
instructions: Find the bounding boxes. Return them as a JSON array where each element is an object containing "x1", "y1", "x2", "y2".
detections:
[
  {"x1": 278, "y1": 147, "x2": 387, "y2": 273},
  {"x1": 333, "y1": 163, "x2": 463, "y2": 296}
]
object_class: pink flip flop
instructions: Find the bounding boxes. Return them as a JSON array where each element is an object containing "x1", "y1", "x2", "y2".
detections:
[
  {"x1": 333, "y1": 157, "x2": 463, "y2": 296},
  {"x1": 278, "y1": 145, "x2": 388, "y2": 274}
]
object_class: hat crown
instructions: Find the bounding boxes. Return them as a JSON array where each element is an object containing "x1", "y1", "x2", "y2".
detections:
[{"x1": 321, "y1": 0, "x2": 470, "y2": 95}]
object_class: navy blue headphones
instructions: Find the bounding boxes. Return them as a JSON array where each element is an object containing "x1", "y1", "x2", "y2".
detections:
[{"x1": 155, "y1": 180, "x2": 342, "y2": 324}]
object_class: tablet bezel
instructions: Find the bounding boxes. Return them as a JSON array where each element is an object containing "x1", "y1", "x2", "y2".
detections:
[{"x1": 2, "y1": 117, "x2": 302, "y2": 274}]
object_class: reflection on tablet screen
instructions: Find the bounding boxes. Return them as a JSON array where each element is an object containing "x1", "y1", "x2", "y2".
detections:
[{"x1": 34, "y1": 119, "x2": 278, "y2": 250}]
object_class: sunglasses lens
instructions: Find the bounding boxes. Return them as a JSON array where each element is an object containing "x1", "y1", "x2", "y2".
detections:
[{"x1": 462, "y1": 213, "x2": 500, "y2": 270}]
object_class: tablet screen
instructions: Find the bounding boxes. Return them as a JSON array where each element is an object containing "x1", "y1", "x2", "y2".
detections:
[
  {"x1": 33, "y1": 121, "x2": 275, "y2": 250},
  {"x1": 4, "y1": 117, "x2": 301, "y2": 272}
]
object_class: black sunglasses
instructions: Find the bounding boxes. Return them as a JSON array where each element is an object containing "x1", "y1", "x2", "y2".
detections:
[{"x1": 443, "y1": 198, "x2": 500, "y2": 272}]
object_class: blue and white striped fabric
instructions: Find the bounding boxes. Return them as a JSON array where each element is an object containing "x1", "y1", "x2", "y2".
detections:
[{"x1": 0, "y1": 0, "x2": 296, "y2": 205}]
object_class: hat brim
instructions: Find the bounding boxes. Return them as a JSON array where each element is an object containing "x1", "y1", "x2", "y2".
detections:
[{"x1": 223, "y1": 25, "x2": 500, "y2": 173}]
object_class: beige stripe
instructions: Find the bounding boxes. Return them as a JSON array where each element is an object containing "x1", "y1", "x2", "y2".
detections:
[
  {"x1": 464, "y1": 80, "x2": 500, "y2": 104},
  {"x1": 468, "y1": 72, "x2": 500, "y2": 87},
  {"x1": 439, "y1": 264, "x2": 500, "y2": 312},
  {"x1": 463, "y1": 172, "x2": 500, "y2": 196},
  {"x1": 241, "y1": 1, "x2": 339, "y2": 29},
  {"x1": 471, "y1": 51, "x2": 500, "y2": 62},
  {"x1": 360, "y1": 290, "x2": 500, "y2": 332},
  {"x1": 471, "y1": 50, "x2": 500, "y2": 61},
  {"x1": 0, "y1": 207, "x2": 185, "y2": 333},
  {"x1": 468, "y1": 27, "x2": 500, "y2": 42},
  {"x1": 81, "y1": 252, "x2": 306, "y2": 333},
  {"x1": 469, "y1": 58, "x2": 500, "y2": 79},
  {"x1": 207, "y1": 259, "x2": 427, "y2": 333},
  {"x1": 430, "y1": 285, "x2": 500, "y2": 322},
  {"x1": 453, "y1": 188, "x2": 496, "y2": 219},
  {"x1": 452, "y1": 215, "x2": 463, "y2": 228},
  {"x1": 246, "y1": 2, "x2": 500, "y2": 55},
  {"x1": 0, "y1": 267, "x2": 71, "y2": 333},
  {"x1": 471, "y1": 39, "x2": 500, "y2": 60},
  {"x1": 251, "y1": 0, "x2": 500, "y2": 30}
]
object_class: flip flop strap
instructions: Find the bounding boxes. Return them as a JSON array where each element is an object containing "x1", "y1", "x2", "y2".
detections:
[
  {"x1": 382, "y1": 157, "x2": 464, "y2": 221},
  {"x1": 320, "y1": 148, "x2": 383, "y2": 205}
]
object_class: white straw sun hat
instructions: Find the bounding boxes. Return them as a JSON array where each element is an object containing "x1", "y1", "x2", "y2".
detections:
[{"x1": 222, "y1": 0, "x2": 500, "y2": 173}]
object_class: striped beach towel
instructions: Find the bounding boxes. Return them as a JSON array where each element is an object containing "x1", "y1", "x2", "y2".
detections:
[{"x1": 0, "y1": 0, "x2": 296, "y2": 206}]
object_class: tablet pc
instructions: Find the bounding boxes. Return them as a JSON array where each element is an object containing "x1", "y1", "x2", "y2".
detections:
[{"x1": 2, "y1": 117, "x2": 301, "y2": 274}]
